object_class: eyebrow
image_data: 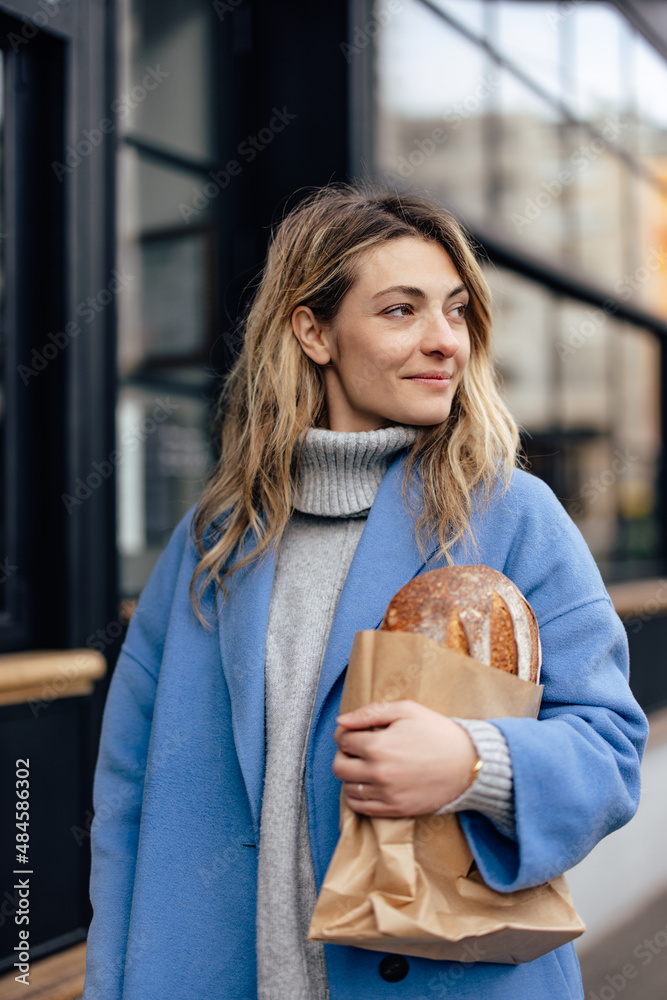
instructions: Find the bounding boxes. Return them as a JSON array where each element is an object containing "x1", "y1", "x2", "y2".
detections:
[{"x1": 371, "y1": 283, "x2": 468, "y2": 301}]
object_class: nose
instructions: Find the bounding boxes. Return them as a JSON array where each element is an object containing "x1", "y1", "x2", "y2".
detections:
[{"x1": 419, "y1": 312, "x2": 461, "y2": 357}]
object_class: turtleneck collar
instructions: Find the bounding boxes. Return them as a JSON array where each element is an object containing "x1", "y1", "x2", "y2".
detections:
[{"x1": 292, "y1": 423, "x2": 421, "y2": 517}]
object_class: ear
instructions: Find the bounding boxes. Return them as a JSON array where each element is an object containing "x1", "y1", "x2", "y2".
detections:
[{"x1": 291, "y1": 305, "x2": 334, "y2": 366}]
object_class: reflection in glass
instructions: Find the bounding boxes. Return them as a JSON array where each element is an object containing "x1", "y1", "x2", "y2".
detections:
[
  {"x1": 119, "y1": 144, "x2": 218, "y2": 235},
  {"x1": 485, "y1": 265, "x2": 554, "y2": 431},
  {"x1": 635, "y1": 178, "x2": 667, "y2": 320},
  {"x1": 486, "y1": 264, "x2": 661, "y2": 578},
  {"x1": 122, "y1": 0, "x2": 217, "y2": 161},
  {"x1": 570, "y1": 3, "x2": 624, "y2": 123},
  {"x1": 116, "y1": 2, "x2": 221, "y2": 599},
  {"x1": 497, "y1": 69, "x2": 562, "y2": 256},
  {"x1": 427, "y1": 0, "x2": 485, "y2": 37},
  {"x1": 551, "y1": 302, "x2": 661, "y2": 578},
  {"x1": 496, "y1": 2, "x2": 561, "y2": 102},
  {"x1": 557, "y1": 300, "x2": 611, "y2": 432},
  {"x1": 117, "y1": 386, "x2": 214, "y2": 596},
  {"x1": 139, "y1": 229, "x2": 214, "y2": 365},
  {"x1": 374, "y1": 0, "x2": 490, "y2": 225},
  {"x1": 370, "y1": 0, "x2": 666, "y2": 582},
  {"x1": 566, "y1": 122, "x2": 625, "y2": 286},
  {"x1": 636, "y1": 31, "x2": 667, "y2": 135}
]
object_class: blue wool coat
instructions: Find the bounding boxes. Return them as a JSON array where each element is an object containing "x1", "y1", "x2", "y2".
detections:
[{"x1": 83, "y1": 455, "x2": 648, "y2": 1000}]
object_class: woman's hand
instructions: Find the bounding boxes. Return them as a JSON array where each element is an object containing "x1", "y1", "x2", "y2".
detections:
[{"x1": 332, "y1": 700, "x2": 478, "y2": 817}]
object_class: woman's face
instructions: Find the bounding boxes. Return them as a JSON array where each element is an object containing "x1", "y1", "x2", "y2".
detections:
[{"x1": 291, "y1": 236, "x2": 471, "y2": 432}]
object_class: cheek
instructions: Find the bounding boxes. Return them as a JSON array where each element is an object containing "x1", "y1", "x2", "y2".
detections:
[
  {"x1": 460, "y1": 333, "x2": 472, "y2": 369},
  {"x1": 344, "y1": 339, "x2": 399, "y2": 385}
]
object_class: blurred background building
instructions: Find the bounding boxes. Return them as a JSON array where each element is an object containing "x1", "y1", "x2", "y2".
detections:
[{"x1": 0, "y1": 0, "x2": 666, "y2": 996}]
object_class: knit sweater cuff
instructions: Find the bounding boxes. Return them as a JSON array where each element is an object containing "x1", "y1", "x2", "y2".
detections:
[{"x1": 433, "y1": 719, "x2": 517, "y2": 841}]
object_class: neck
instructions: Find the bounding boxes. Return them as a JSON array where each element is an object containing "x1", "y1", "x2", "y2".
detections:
[{"x1": 292, "y1": 423, "x2": 421, "y2": 517}]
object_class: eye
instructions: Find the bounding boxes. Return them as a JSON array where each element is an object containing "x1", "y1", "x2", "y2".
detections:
[
  {"x1": 449, "y1": 303, "x2": 468, "y2": 320},
  {"x1": 384, "y1": 303, "x2": 413, "y2": 317}
]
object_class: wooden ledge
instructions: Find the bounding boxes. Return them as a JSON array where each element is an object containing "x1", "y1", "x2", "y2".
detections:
[
  {"x1": 0, "y1": 940, "x2": 85, "y2": 999},
  {"x1": 0, "y1": 650, "x2": 106, "y2": 707},
  {"x1": 606, "y1": 578, "x2": 667, "y2": 620}
]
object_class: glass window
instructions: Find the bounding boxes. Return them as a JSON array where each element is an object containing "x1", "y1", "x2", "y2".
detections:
[
  {"x1": 565, "y1": 121, "x2": 626, "y2": 286},
  {"x1": 115, "y1": 1, "x2": 222, "y2": 599},
  {"x1": 611, "y1": 323, "x2": 662, "y2": 576},
  {"x1": 375, "y1": 0, "x2": 492, "y2": 226},
  {"x1": 569, "y1": 2, "x2": 625, "y2": 124},
  {"x1": 636, "y1": 31, "x2": 667, "y2": 136},
  {"x1": 122, "y1": 0, "x2": 217, "y2": 161},
  {"x1": 496, "y1": 68, "x2": 564, "y2": 258},
  {"x1": 486, "y1": 265, "x2": 661, "y2": 579},
  {"x1": 485, "y1": 264, "x2": 554, "y2": 431},
  {"x1": 496, "y1": 2, "x2": 561, "y2": 103},
  {"x1": 427, "y1": 0, "x2": 485, "y2": 38},
  {"x1": 557, "y1": 300, "x2": 611, "y2": 432},
  {"x1": 370, "y1": 0, "x2": 666, "y2": 581},
  {"x1": 117, "y1": 385, "x2": 213, "y2": 596},
  {"x1": 635, "y1": 178, "x2": 667, "y2": 321},
  {"x1": 117, "y1": 146, "x2": 218, "y2": 379},
  {"x1": 549, "y1": 302, "x2": 661, "y2": 578}
]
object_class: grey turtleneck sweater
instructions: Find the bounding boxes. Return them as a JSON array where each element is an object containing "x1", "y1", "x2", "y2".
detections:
[{"x1": 255, "y1": 424, "x2": 514, "y2": 1000}]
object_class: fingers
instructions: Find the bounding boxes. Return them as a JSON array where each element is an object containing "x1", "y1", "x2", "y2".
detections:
[
  {"x1": 333, "y1": 726, "x2": 378, "y2": 755},
  {"x1": 332, "y1": 748, "x2": 365, "y2": 781},
  {"x1": 342, "y1": 783, "x2": 417, "y2": 817},
  {"x1": 336, "y1": 700, "x2": 418, "y2": 730},
  {"x1": 341, "y1": 778, "x2": 386, "y2": 809}
]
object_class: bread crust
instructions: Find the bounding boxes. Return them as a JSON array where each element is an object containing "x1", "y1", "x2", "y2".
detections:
[{"x1": 380, "y1": 565, "x2": 541, "y2": 684}]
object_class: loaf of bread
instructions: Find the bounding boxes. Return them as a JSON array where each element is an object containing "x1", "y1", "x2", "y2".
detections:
[{"x1": 380, "y1": 565, "x2": 541, "y2": 684}]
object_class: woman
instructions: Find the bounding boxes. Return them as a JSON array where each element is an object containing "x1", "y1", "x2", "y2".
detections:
[{"x1": 83, "y1": 181, "x2": 648, "y2": 1000}]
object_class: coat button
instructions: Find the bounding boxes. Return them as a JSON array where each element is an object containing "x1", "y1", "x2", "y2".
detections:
[{"x1": 379, "y1": 954, "x2": 409, "y2": 982}]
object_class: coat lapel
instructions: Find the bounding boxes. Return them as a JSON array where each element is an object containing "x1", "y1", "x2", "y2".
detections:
[
  {"x1": 216, "y1": 451, "x2": 445, "y2": 838},
  {"x1": 216, "y1": 526, "x2": 276, "y2": 840}
]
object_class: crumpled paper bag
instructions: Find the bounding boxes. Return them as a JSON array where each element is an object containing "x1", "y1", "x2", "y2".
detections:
[{"x1": 308, "y1": 629, "x2": 586, "y2": 964}]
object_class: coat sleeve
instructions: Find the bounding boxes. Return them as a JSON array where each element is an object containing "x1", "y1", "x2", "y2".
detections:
[
  {"x1": 457, "y1": 472, "x2": 649, "y2": 892},
  {"x1": 83, "y1": 508, "x2": 197, "y2": 1000}
]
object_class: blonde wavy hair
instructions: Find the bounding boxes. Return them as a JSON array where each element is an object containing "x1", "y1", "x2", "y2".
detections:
[{"x1": 189, "y1": 180, "x2": 520, "y2": 628}]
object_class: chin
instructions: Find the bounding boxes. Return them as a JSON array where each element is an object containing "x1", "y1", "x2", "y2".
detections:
[{"x1": 402, "y1": 408, "x2": 454, "y2": 426}]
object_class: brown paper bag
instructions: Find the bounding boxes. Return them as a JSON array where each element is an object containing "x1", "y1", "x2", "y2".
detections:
[{"x1": 308, "y1": 629, "x2": 586, "y2": 965}]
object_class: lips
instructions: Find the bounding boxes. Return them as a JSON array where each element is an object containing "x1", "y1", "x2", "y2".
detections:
[{"x1": 406, "y1": 372, "x2": 452, "y2": 380}]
